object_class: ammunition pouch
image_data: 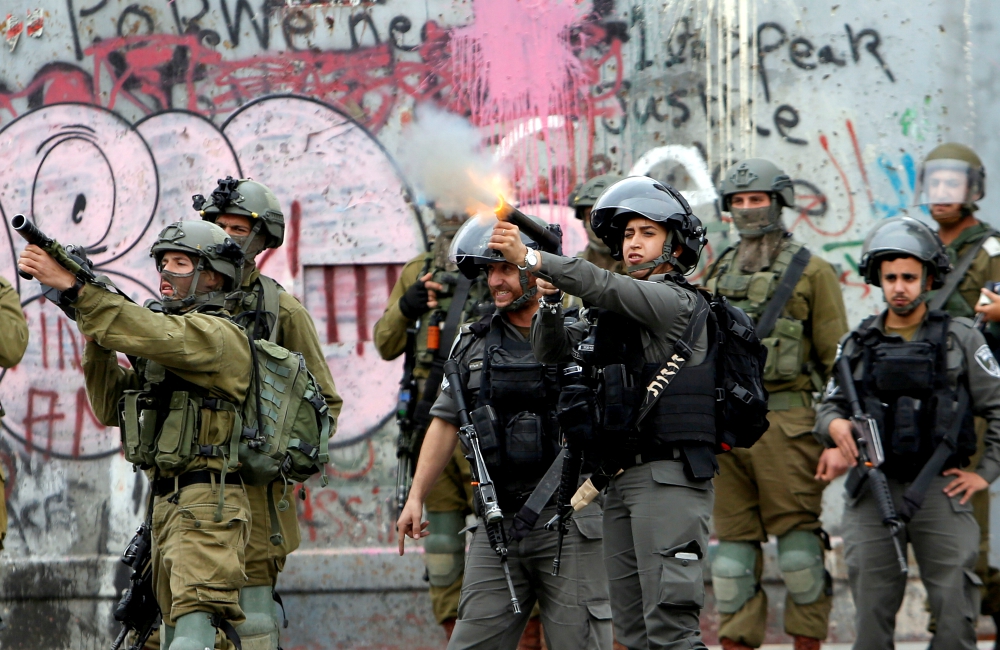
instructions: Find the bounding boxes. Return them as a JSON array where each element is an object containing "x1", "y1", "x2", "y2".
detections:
[
  {"x1": 155, "y1": 391, "x2": 200, "y2": 473},
  {"x1": 870, "y1": 340, "x2": 936, "y2": 393},
  {"x1": 505, "y1": 412, "x2": 546, "y2": 464},
  {"x1": 120, "y1": 391, "x2": 159, "y2": 468},
  {"x1": 469, "y1": 405, "x2": 502, "y2": 466},
  {"x1": 486, "y1": 347, "x2": 548, "y2": 403},
  {"x1": 599, "y1": 364, "x2": 640, "y2": 432},
  {"x1": 761, "y1": 318, "x2": 805, "y2": 382},
  {"x1": 556, "y1": 384, "x2": 597, "y2": 444}
]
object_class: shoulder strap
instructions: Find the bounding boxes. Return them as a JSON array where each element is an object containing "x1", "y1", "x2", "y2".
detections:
[
  {"x1": 928, "y1": 229, "x2": 998, "y2": 311},
  {"x1": 257, "y1": 275, "x2": 282, "y2": 343},
  {"x1": 705, "y1": 245, "x2": 737, "y2": 282},
  {"x1": 754, "y1": 245, "x2": 811, "y2": 338},
  {"x1": 413, "y1": 275, "x2": 475, "y2": 430},
  {"x1": 635, "y1": 293, "x2": 711, "y2": 426}
]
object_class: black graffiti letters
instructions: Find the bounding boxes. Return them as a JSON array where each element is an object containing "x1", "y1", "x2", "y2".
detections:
[{"x1": 846, "y1": 24, "x2": 895, "y2": 82}]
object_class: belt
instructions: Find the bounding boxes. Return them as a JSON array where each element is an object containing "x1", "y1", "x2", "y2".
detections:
[
  {"x1": 768, "y1": 390, "x2": 812, "y2": 411},
  {"x1": 153, "y1": 470, "x2": 223, "y2": 497},
  {"x1": 620, "y1": 447, "x2": 682, "y2": 470}
]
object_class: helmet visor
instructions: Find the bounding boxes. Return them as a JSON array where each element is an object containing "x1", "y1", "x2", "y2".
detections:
[
  {"x1": 914, "y1": 159, "x2": 984, "y2": 205},
  {"x1": 448, "y1": 212, "x2": 504, "y2": 267}
]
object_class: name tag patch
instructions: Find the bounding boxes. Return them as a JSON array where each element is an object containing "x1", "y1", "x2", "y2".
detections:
[{"x1": 983, "y1": 237, "x2": 1000, "y2": 258}]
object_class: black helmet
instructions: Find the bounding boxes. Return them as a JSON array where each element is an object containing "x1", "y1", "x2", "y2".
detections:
[
  {"x1": 590, "y1": 176, "x2": 706, "y2": 274},
  {"x1": 858, "y1": 217, "x2": 951, "y2": 289}
]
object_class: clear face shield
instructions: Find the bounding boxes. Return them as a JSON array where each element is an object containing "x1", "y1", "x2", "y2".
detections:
[{"x1": 913, "y1": 159, "x2": 984, "y2": 206}]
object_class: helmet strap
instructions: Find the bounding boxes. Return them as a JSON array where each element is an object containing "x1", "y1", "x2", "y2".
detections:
[
  {"x1": 499, "y1": 268, "x2": 538, "y2": 312},
  {"x1": 625, "y1": 232, "x2": 679, "y2": 276}
]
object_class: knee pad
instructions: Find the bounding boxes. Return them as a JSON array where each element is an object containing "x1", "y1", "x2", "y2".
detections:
[
  {"x1": 236, "y1": 585, "x2": 280, "y2": 650},
  {"x1": 168, "y1": 612, "x2": 217, "y2": 650},
  {"x1": 424, "y1": 511, "x2": 466, "y2": 588},
  {"x1": 711, "y1": 541, "x2": 759, "y2": 614},
  {"x1": 777, "y1": 530, "x2": 826, "y2": 606}
]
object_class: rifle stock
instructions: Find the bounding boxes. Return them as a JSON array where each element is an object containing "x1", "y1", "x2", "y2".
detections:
[{"x1": 111, "y1": 521, "x2": 160, "y2": 650}]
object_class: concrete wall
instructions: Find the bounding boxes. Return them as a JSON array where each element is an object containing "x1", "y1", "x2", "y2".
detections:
[{"x1": 0, "y1": 0, "x2": 998, "y2": 646}]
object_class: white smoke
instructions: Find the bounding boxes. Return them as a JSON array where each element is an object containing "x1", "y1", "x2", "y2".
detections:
[{"x1": 396, "y1": 104, "x2": 508, "y2": 214}]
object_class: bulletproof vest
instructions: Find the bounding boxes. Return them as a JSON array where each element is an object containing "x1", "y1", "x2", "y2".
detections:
[
  {"x1": 119, "y1": 357, "x2": 238, "y2": 475},
  {"x1": 708, "y1": 240, "x2": 811, "y2": 384},
  {"x1": 472, "y1": 323, "x2": 561, "y2": 508},
  {"x1": 853, "y1": 311, "x2": 977, "y2": 482},
  {"x1": 584, "y1": 278, "x2": 718, "y2": 453},
  {"x1": 234, "y1": 275, "x2": 282, "y2": 343}
]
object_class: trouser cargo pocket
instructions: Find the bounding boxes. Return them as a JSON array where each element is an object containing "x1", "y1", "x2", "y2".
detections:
[{"x1": 658, "y1": 544, "x2": 705, "y2": 608}]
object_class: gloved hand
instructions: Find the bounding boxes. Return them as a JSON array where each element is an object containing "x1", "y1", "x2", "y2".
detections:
[{"x1": 398, "y1": 279, "x2": 431, "y2": 320}]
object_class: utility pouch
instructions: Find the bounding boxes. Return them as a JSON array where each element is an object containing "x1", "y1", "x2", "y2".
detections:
[
  {"x1": 488, "y1": 348, "x2": 546, "y2": 403},
  {"x1": 762, "y1": 318, "x2": 804, "y2": 382},
  {"x1": 746, "y1": 272, "x2": 775, "y2": 305},
  {"x1": 557, "y1": 384, "x2": 597, "y2": 443},
  {"x1": 505, "y1": 412, "x2": 545, "y2": 464},
  {"x1": 601, "y1": 364, "x2": 639, "y2": 432},
  {"x1": 932, "y1": 394, "x2": 961, "y2": 448},
  {"x1": 892, "y1": 396, "x2": 922, "y2": 455},
  {"x1": 469, "y1": 405, "x2": 502, "y2": 465},
  {"x1": 154, "y1": 391, "x2": 199, "y2": 473},
  {"x1": 871, "y1": 342, "x2": 935, "y2": 393},
  {"x1": 120, "y1": 391, "x2": 158, "y2": 468}
]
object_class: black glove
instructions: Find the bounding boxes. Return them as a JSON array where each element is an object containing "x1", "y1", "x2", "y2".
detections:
[{"x1": 398, "y1": 279, "x2": 431, "y2": 320}]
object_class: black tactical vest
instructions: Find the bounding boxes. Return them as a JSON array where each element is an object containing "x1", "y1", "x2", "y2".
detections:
[
  {"x1": 853, "y1": 311, "x2": 977, "y2": 482},
  {"x1": 585, "y1": 278, "x2": 718, "y2": 455},
  {"x1": 472, "y1": 322, "x2": 561, "y2": 508}
]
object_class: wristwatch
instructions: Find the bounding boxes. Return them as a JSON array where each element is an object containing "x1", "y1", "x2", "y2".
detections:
[{"x1": 517, "y1": 248, "x2": 538, "y2": 271}]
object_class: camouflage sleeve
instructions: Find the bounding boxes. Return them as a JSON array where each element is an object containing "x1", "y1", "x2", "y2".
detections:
[
  {"x1": 806, "y1": 257, "x2": 849, "y2": 380},
  {"x1": 81, "y1": 342, "x2": 139, "y2": 427},
  {"x1": 277, "y1": 291, "x2": 343, "y2": 425},
  {"x1": 373, "y1": 254, "x2": 428, "y2": 361},
  {"x1": 72, "y1": 284, "x2": 250, "y2": 397},
  {"x1": 813, "y1": 332, "x2": 855, "y2": 447},
  {"x1": 955, "y1": 320, "x2": 1000, "y2": 483},
  {"x1": 0, "y1": 276, "x2": 27, "y2": 369}
]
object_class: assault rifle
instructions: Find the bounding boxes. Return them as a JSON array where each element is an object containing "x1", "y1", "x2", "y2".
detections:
[
  {"x1": 10, "y1": 214, "x2": 119, "y2": 320},
  {"x1": 111, "y1": 520, "x2": 160, "y2": 650},
  {"x1": 394, "y1": 322, "x2": 420, "y2": 519},
  {"x1": 443, "y1": 359, "x2": 521, "y2": 614},
  {"x1": 837, "y1": 355, "x2": 908, "y2": 575}
]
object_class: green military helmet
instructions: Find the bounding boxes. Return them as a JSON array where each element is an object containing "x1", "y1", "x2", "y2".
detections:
[
  {"x1": 914, "y1": 143, "x2": 986, "y2": 206},
  {"x1": 569, "y1": 174, "x2": 625, "y2": 214},
  {"x1": 857, "y1": 217, "x2": 951, "y2": 288},
  {"x1": 194, "y1": 176, "x2": 285, "y2": 249},
  {"x1": 719, "y1": 158, "x2": 795, "y2": 209},
  {"x1": 150, "y1": 220, "x2": 245, "y2": 312}
]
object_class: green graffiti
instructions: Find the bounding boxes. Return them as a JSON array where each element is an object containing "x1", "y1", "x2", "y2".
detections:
[
  {"x1": 900, "y1": 108, "x2": 917, "y2": 137},
  {"x1": 821, "y1": 240, "x2": 864, "y2": 252}
]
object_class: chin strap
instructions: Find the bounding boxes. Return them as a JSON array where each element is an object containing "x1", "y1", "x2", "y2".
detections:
[
  {"x1": 886, "y1": 268, "x2": 929, "y2": 316},
  {"x1": 498, "y1": 266, "x2": 538, "y2": 313},
  {"x1": 625, "y1": 231, "x2": 682, "y2": 275}
]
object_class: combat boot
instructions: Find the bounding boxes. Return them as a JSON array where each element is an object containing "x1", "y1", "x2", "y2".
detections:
[
  {"x1": 235, "y1": 585, "x2": 280, "y2": 650},
  {"x1": 793, "y1": 636, "x2": 821, "y2": 650},
  {"x1": 441, "y1": 617, "x2": 457, "y2": 640},
  {"x1": 518, "y1": 616, "x2": 542, "y2": 650},
  {"x1": 168, "y1": 612, "x2": 216, "y2": 650},
  {"x1": 720, "y1": 639, "x2": 753, "y2": 650}
]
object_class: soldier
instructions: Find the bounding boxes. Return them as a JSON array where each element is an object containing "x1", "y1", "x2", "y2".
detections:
[
  {"x1": 815, "y1": 216, "x2": 1000, "y2": 650},
  {"x1": 0, "y1": 273, "x2": 28, "y2": 560},
  {"x1": 703, "y1": 159, "x2": 848, "y2": 650},
  {"x1": 196, "y1": 176, "x2": 344, "y2": 650},
  {"x1": 916, "y1": 144, "x2": 1000, "y2": 640},
  {"x1": 515, "y1": 176, "x2": 719, "y2": 649},
  {"x1": 396, "y1": 214, "x2": 613, "y2": 650},
  {"x1": 18, "y1": 221, "x2": 252, "y2": 650},
  {"x1": 569, "y1": 174, "x2": 626, "y2": 273},
  {"x1": 373, "y1": 210, "x2": 492, "y2": 640}
]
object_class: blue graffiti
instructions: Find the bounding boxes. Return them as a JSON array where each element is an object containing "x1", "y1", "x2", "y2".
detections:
[{"x1": 874, "y1": 152, "x2": 928, "y2": 218}]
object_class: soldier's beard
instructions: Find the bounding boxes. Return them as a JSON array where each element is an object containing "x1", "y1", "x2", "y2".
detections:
[{"x1": 887, "y1": 293, "x2": 925, "y2": 316}]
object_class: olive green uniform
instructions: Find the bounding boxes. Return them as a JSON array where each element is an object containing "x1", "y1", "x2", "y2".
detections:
[
  {"x1": 0, "y1": 275, "x2": 28, "y2": 551},
  {"x1": 374, "y1": 250, "x2": 490, "y2": 623},
  {"x1": 235, "y1": 269, "x2": 343, "y2": 588},
  {"x1": 929, "y1": 221, "x2": 1000, "y2": 617},
  {"x1": 815, "y1": 312, "x2": 1000, "y2": 650},
  {"x1": 704, "y1": 239, "x2": 848, "y2": 646},
  {"x1": 79, "y1": 283, "x2": 253, "y2": 627}
]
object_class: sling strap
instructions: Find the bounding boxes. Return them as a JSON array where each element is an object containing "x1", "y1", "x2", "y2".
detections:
[
  {"x1": 413, "y1": 275, "x2": 474, "y2": 429},
  {"x1": 928, "y1": 229, "x2": 999, "y2": 311},
  {"x1": 754, "y1": 246, "x2": 812, "y2": 338},
  {"x1": 635, "y1": 293, "x2": 711, "y2": 426},
  {"x1": 507, "y1": 452, "x2": 566, "y2": 541}
]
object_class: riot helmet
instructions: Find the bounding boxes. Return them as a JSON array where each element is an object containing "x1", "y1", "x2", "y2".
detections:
[
  {"x1": 448, "y1": 211, "x2": 549, "y2": 311},
  {"x1": 590, "y1": 176, "x2": 706, "y2": 275},
  {"x1": 914, "y1": 143, "x2": 985, "y2": 207},
  {"x1": 858, "y1": 217, "x2": 951, "y2": 289},
  {"x1": 719, "y1": 158, "x2": 795, "y2": 237},
  {"x1": 194, "y1": 177, "x2": 285, "y2": 255},
  {"x1": 150, "y1": 220, "x2": 245, "y2": 314}
]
